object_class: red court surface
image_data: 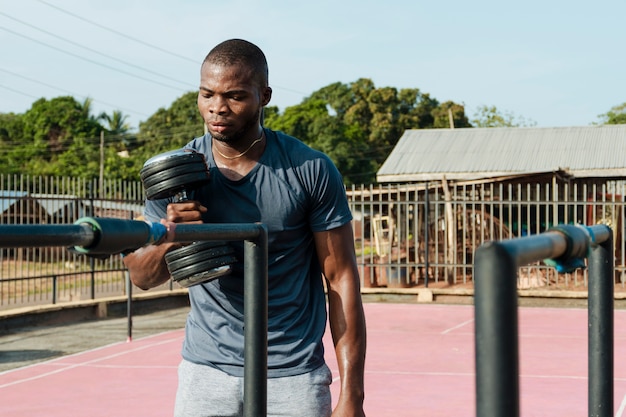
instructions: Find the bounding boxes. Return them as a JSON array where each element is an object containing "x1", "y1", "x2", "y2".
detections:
[{"x1": 3, "y1": 303, "x2": 626, "y2": 416}]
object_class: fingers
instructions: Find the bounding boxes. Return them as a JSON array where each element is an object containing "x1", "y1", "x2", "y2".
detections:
[
  {"x1": 159, "y1": 219, "x2": 178, "y2": 243},
  {"x1": 166, "y1": 201, "x2": 207, "y2": 224}
]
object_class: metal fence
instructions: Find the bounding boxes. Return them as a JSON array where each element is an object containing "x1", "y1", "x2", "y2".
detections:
[
  {"x1": 349, "y1": 177, "x2": 626, "y2": 290},
  {"x1": 1, "y1": 174, "x2": 626, "y2": 309}
]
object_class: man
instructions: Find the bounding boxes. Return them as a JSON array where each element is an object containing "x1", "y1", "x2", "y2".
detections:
[{"x1": 123, "y1": 39, "x2": 366, "y2": 417}]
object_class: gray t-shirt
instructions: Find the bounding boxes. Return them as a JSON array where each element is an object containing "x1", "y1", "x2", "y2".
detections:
[{"x1": 143, "y1": 128, "x2": 352, "y2": 378}]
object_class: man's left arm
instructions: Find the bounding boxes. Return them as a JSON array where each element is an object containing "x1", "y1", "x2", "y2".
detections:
[{"x1": 314, "y1": 222, "x2": 366, "y2": 416}]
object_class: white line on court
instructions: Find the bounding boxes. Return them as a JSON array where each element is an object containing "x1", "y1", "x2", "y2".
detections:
[
  {"x1": 0, "y1": 335, "x2": 181, "y2": 389},
  {"x1": 616, "y1": 394, "x2": 626, "y2": 417},
  {"x1": 441, "y1": 318, "x2": 474, "y2": 334}
]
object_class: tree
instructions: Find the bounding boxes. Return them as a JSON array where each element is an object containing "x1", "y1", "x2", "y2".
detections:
[
  {"x1": 99, "y1": 110, "x2": 131, "y2": 135},
  {"x1": 134, "y1": 91, "x2": 204, "y2": 161},
  {"x1": 432, "y1": 101, "x2": 472, "y2": 129},
  {"x1": 3, "y1": 96, "x2": 104, "y2": 176},
  {"x1": 265, "y1": 79, "x2": 470, "y2": 184},
  {"x1": 597, "y1": 103, "x2": 626, "y2": 125},
  {"x1": 0, "y1": 112, "x2": 27, "y2": 174},
  {"x1": 471, "y1": 105, "x2": 536, "y2": 127}
]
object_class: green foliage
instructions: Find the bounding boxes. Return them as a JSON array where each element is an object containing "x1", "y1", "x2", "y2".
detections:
[
  {"x1": 471, "y1": 105, "x2": 536, "y2": 128},
  {"x1": 597, "y1": 103, "x2": 626, "y2": 125},
  {"x1": 265, "y1": 79, "x2": 469, "y2": 184},
  {"x1": 135, "y1": 91, "x2": 204, "y2": 157}
]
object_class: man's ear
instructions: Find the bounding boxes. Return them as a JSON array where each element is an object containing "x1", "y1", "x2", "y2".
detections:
[{"x1": 262, "y1": 87, "x2": 272, "y2": 106}]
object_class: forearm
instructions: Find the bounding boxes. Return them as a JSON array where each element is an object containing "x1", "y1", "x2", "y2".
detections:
[
  {"x1": 328, "y1": 274, "x2": 367, "y2": 407},
  {"x1": 123, "y1": 242, "x2": 181, "y2": 290}
]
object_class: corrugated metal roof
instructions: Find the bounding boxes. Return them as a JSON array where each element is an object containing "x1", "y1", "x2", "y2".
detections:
[{"x1": 377, "y1": 125, "x2": 626, "y2": 182}]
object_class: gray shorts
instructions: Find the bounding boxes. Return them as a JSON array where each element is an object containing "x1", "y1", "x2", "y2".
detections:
[{"x1": 174, "y1": 359, "x2": 332, "y2": 417}]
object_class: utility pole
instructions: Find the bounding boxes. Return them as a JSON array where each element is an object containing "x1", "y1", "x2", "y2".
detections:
[{"x1": 99, "y1": 130, "x2": 104, "y2": 198}]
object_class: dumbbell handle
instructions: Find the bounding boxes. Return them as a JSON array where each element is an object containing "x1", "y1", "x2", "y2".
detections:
[{"x1": 174, "y1": 189, "x2": 190, "y2": 202}]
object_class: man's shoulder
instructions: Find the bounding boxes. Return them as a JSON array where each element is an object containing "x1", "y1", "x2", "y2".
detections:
[{"x1": 184, "y1": 133, "x2": 210, "y2": 154}]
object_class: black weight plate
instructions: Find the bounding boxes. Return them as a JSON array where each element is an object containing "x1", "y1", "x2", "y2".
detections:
[
  {"x1": 145, "y1": 171, "x2": 211, "y2": 200},
  {"x1": 141, "y1": 162, "x2": 208, "y2": 189},
  {"x1": 168, "y1": 255, "x2": 237, "y2": 282},
  {"x1": 173, "y1": 265, "x2": 233, "y2": 287},
  {"x1": 140, "y1": 149, "x2": 207, "y2": 179},
  {"x1": 166, "y1": 244, "x2": 235, "y2": 271},
  {"x1": 165, "y1": 241, "x2": 229, "y2": 261}
]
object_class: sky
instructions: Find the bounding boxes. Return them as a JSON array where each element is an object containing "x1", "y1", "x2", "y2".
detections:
[{"x1": 1, "y1": 0, "x2": 625, "y2": 131}]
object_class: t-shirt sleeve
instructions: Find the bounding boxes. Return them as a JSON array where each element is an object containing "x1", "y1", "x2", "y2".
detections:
[
  {"x1": 307, "y1": 154, "x2": 353, "y2": 232},
  {"x1": 143, "y1": 198, "x2": 169, "y2": 223}
]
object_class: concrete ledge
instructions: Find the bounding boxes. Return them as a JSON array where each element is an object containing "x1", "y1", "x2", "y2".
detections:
[
  {"x1": 361, "y1": 286, "x2": 626, "y2": 306},
  {"x1": 0, "y1": 289, "x2": 190, "y2": 333},
  {"x1": 4, "y1": 285, "x2": 626, "y2": 333}
]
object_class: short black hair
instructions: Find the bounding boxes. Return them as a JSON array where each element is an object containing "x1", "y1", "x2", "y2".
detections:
[{"x1": 203, "y1": 39, "x2": 269, "y2": 87}]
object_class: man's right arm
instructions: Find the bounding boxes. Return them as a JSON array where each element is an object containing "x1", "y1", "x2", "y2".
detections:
[
  {"x1": 122, "y1": 242, "x2": 180, "y2": 290},
  {"x1": 123, "y1": 200, "x2": 207, "y2": 290}
]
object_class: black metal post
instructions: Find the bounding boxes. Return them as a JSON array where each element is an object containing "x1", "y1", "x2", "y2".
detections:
[
  {"x1": 90, "y1": 257, "x2": 95, "y2": 299},
  {"x1": 243, "y1": 227, "x2": 268, "y2": 417},
  {"x1": 424, "y1": 182, "x2": 429, "y2": 287},
  {"x1": 52, "y1": 275, "x2": 57, "y2": 304},
  {"x1": 474, "y1": 242, "x2": 520, "y2": 417},
  {"x1": 159, "y1": 222, "x2": 269, "y2": 417},
  {"x1": 126, "y1": 270, "x2": 133, "y2": 343},
  {"x1": 474, "y1": 225, "x2": 611, "y2": 417},
  {"x1": 588, "y1": 229, "x2": 614, "y2": 417}
]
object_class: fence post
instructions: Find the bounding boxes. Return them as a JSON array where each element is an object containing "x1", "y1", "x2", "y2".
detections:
[
  {"x1": 126, "y1": 270, "x2": 133, "y2": 343},
  {"x1": 588, "y1": 229, "x2": 614, "y2": 417},
  {"x1": 52, "y1": 275, "x2": 57, "y2": 304}
]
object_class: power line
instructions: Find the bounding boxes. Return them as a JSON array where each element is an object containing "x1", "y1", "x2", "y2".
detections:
[
  {"x1": 35, "y1": 0, "x2": 199, "y2": 64},
  {"x1": 0, "y1": 26, "x2": 188, "y2": 92},
  {"x1": 0, "y1": 11, "x2": 196, "y2": 90},
  {"x1": 0, "y1": 67, "x2": 150, "y2": 118},
  {"x1": 0, "y1": 84, "x2": 40, "y2": 100},
  {"x1": 33, "y1": 0, "x2": 308, "y2": 100}
]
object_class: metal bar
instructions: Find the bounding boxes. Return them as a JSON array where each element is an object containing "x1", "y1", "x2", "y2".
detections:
[
  {"x1": 474, "y1": 224, "x2": 611, "y2": 417},
  {"x1": 498, "y1": 231, "x2": 567, "y2": 266},
  {"x1": 243, "y1": 225, "x2": 268, "y2": 417},
  {"x1": 424, "y1": 182, "x2": 429, "y2": 287},
  {"x1": 0, "y1": 224, "x2": 95, "y2": 248},
  {"x1": 0, "y1": 220, "x2": 269, "y2": 416},
  {"x1": 588, "y1": 229, "x2": 614, "y2": 417},
  {"x1": 474, "y1": 241, "x2": 520, "y2": 417},
  {"x1": 126, "y1": 270, "x2": 133, "y2": 343}
]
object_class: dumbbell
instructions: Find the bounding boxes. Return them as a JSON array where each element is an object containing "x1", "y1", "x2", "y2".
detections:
[{"x1": 140, "y1": 149, "x2": 237, "y2": 287}]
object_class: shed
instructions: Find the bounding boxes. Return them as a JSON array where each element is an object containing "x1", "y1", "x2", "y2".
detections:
[{"x1": 377, "y1": 125, "x2": 626, "y2": 183}]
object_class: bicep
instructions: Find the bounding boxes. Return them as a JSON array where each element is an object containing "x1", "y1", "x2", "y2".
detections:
[{"x1": 314, "y1": 222, "x2": 358, "y2": 283}]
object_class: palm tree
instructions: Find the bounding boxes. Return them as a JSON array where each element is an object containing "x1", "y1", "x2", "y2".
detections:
[{"x1": 98, "y1": 110, "x2": 130, "y2": 135}]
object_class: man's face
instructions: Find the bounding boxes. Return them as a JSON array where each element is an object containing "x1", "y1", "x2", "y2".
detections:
[{"x1": 197, "y1": 62, "x2": 270, "y2": 144}]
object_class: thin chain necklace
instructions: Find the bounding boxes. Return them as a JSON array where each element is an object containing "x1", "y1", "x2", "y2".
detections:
[{"x1": 213, "y1": 131, "x2": 264, "y2": 160}]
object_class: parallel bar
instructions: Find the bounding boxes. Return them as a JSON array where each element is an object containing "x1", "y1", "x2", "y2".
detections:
[
  {"x1": 172, "y1": 223, "x2": 264, "y2": 243},
  {"x1": 498, "y1": 231, "x2": 567, "y2": 267},
  {"x1": 243, "y1": 226, "x2": 269, "y2": 417},
  {"x1": 588, "y1": 231, "x2": 614, "y2": 417},
  {"x1": 474, "y1": 242, "x2": 520, "y2": 417},
  {"x1": 0, "y1": 224, "x2": 94, "y2": 248},
  {"x1": 0, "y1": 220, "x2": 269, "y2": 417},
  {"x1": 474, "y1": 224, "x2": 612, "y2": 417}
]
